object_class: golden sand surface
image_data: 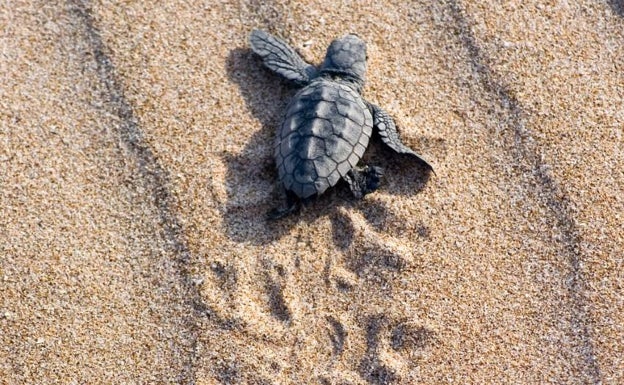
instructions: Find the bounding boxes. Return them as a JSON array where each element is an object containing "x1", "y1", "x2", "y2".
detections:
[{"x1": 1, "y1": 1, "x2": 623, "y2": 384}]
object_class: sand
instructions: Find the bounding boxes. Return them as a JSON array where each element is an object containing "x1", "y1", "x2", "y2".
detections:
[{"x1": 1, "y1": 0, "x2": 623, "y2": 384}]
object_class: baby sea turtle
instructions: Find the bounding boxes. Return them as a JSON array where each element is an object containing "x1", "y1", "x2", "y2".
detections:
[{"x1": 249, "y1": 30, "x2": 433, "y2": 218}]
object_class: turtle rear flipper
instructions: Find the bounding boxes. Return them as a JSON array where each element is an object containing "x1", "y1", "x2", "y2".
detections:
[
  {"x1": 369, "y1": 103, "x2": 434, "y2": 172},
  {"x1": 344, "y1": 166, "x2": 384, "y2": 199},
  {"x1": 267, "y1": 190, "x2": 301, "y2": 220},
  {"x1": 250, "y1": 30, "x2": 317, "y2": 86}
]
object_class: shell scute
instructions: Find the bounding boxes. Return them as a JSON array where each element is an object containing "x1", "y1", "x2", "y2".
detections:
[{"x1": 294, "y1": 160, "x2": 318, "y2": 184}]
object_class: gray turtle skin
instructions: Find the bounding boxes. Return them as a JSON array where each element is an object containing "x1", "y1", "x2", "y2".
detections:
[{"x1": 249, "y1": 30, "x2": 433, "y2": 217}]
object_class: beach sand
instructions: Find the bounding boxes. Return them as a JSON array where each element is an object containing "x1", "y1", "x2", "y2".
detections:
[{"x1": 1, "y1": 1, "x2": 623, "y2": 383}]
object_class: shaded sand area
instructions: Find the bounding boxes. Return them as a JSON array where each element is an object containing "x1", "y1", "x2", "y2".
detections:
[{"x1": 1, "y1": 1, "x2": 623, "y2": 383}]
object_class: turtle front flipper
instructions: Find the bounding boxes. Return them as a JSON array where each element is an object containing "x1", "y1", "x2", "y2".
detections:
[
  {"x1": 368, "y1": 103, "x2": 434, "y2": 172},
  {"x1": 250, "y1": 30, "x2": 317, "y2": 86}
]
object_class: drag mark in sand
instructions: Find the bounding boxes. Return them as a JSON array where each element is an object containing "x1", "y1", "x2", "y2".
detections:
[
  {"x1": 443, "y1": 0, "x2": 601, "y2": 382},
  {"x1": 67, "y1": 1, "x2": 206, "y2": 383}
]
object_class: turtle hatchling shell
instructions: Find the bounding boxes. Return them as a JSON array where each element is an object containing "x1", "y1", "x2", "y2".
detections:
[{"x1": 275, "y1": 79, "x2": 373, "y2": 198}]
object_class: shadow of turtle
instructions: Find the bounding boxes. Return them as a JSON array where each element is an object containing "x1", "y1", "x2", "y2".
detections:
[
  {"x1": 224, "y1": 47, "x2": 433, "y2": 245},
  {"x1": 357, "y1": 136, "x2": 433, "y2": 230},
  {"x1": 222, "y1": 48, "x2": 296, "y2": 244}
]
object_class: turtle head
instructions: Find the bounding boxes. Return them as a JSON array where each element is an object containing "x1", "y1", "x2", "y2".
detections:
[{"x1": 320, "y1": 34, "x2": 367, "y2": 91}]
